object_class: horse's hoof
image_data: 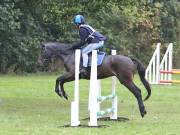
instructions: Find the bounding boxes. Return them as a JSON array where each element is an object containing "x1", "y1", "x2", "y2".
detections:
[
  {"x1": 63, "y1": 93, "x2": 68, "y2": 100},
  {"x1": 141, "y1": 110, "x2": 147, "y2": 118},
  {"x1": 55, "y1": 88, "x2": 62, "y2": 97},
  {"x1": 55, "y1": 91, "x2": 61, "y2": 97},
  {"x1": 141, "y1": 113, "x2": 144, "y2": 118},
  {"x1": 57, "y1": 90, "x2": 63, "y2": 97}
]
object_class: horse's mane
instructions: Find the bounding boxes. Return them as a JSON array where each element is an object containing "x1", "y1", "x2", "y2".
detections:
[{"x1": 42, "y1": 42, "x2": 73, "y2": 51}]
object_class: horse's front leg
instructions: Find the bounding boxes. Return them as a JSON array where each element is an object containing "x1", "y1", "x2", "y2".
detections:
[{"x1": 55, "y1": 72, "x2": 75, "y2": 100}]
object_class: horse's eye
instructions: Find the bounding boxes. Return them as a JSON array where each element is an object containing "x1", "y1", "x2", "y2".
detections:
[{"x1": 41, "y1": 44, "x2": 46, "y2": 51}]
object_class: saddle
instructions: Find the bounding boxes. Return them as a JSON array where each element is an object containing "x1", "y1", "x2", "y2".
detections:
[{"x1": 81, "y1": 51, "x2": 106, "y2": 67}]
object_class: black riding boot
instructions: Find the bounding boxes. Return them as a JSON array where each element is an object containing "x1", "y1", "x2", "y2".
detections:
[{"x1": 80, "y1": 67, "x2": 87, "y2": 77}]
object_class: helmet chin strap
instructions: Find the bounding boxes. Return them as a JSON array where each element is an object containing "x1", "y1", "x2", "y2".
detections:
[{"x1": 76, "y1": 24, "x2": 80, "y2": 29}]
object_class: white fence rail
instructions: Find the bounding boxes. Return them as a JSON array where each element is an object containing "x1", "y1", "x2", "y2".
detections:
[{"x1": 145, "y1": 43, "x2": 173, "y2": 84}]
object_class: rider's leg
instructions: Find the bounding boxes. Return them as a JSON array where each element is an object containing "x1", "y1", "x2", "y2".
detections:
[
  {"x1": 81, "y1": 44, "x2": 94, "y2": 67},
  {"x1": 81, "y1": 41, "x2": 104, "y2": 67},
  {"x1": 80, "y1": 41, "x2": 104, "y2": 76},
  {"x1": 82, "y1": 53, "x2": 88, "y2": 67}
]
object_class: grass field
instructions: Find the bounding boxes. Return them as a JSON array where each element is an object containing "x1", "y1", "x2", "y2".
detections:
[{"x1": 0, "y1": 74, "x2": 180, "y2": 135}]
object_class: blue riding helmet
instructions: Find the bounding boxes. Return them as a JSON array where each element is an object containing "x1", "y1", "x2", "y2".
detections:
[{"x1": 73, "y1": 15, "x2": 85, "y2": 25}]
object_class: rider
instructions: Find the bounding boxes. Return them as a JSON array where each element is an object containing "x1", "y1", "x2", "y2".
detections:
[{"x1": 72, "y1": 15, "x2": 106, "y2": 74}]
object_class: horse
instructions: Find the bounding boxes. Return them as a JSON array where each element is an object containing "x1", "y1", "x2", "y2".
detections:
[{"x1": 37, "y1": 42, "x2": 151, "y2": 117}]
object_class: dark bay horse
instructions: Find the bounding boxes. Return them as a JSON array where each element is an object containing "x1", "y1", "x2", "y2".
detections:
[{"x1": 37, "y1": 42, "x2": 151, "y2": 117}]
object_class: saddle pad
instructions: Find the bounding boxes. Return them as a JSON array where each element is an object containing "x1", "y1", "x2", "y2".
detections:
[{"x1": 88, "y1": 52, "x2": 106, "y2": 67}]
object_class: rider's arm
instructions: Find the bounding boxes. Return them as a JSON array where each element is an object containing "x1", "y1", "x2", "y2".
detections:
[{"x1": 72, "y1": 28, "x2": 89, "y2": 49}]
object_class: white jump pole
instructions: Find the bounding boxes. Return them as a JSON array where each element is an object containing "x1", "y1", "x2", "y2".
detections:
[
  {"x1": 97, "y1": 80, "x2": 101, "y2": 117},
  {"x1": 145, "y1": 43, "x2": 160, "y2": 84},
  {"x1": 88, "y1": 50, "x2": 98, "y2": 126},
  {"x1": 146, "y1": 43, "x2": 173, "y2": 85},
  {"x1": 159, "y1": 43, "x2": 173, "y2": 84},
  {"x1": 71, "y1": 50, "x2": 81, "y2": 126},
  {"x1": 110, "y1": 50, "x2": 118, "y2": 119},
  {"x1": 88, "y1": 50, "x2": 118, "y2": 126},
  {"x1": 156, "y1": 44, "x2": 160, "y2": 84},
  {"x1": 168, "y1": 43, "x2": 173, "y2": 81},
  {"x1": 97, "y1": 50, "x2": 118, "y2": 120}
]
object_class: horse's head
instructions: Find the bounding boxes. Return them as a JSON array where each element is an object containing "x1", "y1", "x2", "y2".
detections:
[
  {"x1": 37, "y1": 43, "x2": 52, "y2": 67},
  {"x1": 37, "y1": 41, "x2": 74, "y2": 69}
]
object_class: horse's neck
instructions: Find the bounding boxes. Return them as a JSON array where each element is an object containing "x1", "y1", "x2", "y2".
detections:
[
  {"x1": 57, "y1": 50, "x2": 75, "y2": 71},
  {"x1": 62, "y1": 51, "x2": 75, "y2": 63},
  {"x1": 52, "y1": 45, "x2": 72, "y2": 61},
  {"x1": 48, "y1": 43, "x2": 75, "y2": 71}
]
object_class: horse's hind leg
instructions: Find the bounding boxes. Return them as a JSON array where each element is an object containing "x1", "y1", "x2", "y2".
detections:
[{"x1": 119, "y1": 77, "x2": 146, "y2": 117}]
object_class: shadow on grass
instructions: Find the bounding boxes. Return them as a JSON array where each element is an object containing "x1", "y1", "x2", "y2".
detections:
[
  {"x1": 82, "y1": 116, "x2": 129, "y2": 122},
  {"x1": 62, "y1": 124, "x2": 109, "y2": 128},
  {"x1": 60, "y1": 116, "x2": 129, "y2": 128}
]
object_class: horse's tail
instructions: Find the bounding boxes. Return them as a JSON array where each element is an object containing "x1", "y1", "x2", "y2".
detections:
[{"x1": 130, "y1": 57, "x2": 151, "y2": 101}]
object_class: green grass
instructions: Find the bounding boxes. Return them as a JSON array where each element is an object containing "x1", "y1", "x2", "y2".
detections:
[{"x1": 0, "y1": 74, "x2": 180, "y2": 135}]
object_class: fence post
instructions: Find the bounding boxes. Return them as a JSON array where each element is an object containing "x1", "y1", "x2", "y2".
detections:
[
  {"x1": 71, "y1": 50, "x2": 81, "y2": 126},
  {"x1": 110, "y1": 50, "x2": 117, "y2": 119},
  {"x1": 88, "y1": 50, "x2": 98, "y2": 126}
]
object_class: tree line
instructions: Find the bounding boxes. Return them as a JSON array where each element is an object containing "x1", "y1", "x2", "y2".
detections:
[{"x1": 0, "y1": 0, "x2": 179, "y2": 73}]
